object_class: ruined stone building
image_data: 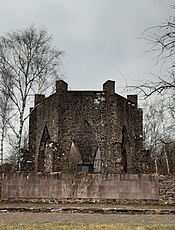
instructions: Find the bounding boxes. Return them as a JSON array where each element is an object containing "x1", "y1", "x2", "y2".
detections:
[{"x1": 25, "y1": 80, "x2": 149, "y2": 173}]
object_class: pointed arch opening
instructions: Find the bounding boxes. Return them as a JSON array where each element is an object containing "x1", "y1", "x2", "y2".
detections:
[
  {"x1": 121, "y1": 127, "x2": 128, "y2": 173},
  {"x1": 75, "y1": 120, "x2": 99, "y2": 173},
  {"x1": 93, "y1": 147, "x2": 101, "y2": 172},
  {"x1": 38, "y1": 125, "x2": 51, "y2": 172},
  {"x1": 68, "y1": 141, "x2": 82, "y2": 173}
]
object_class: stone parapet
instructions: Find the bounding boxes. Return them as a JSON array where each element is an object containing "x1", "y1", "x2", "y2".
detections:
[{"x1": 0, "y1": 173, "x2": 158, "y2": 201}]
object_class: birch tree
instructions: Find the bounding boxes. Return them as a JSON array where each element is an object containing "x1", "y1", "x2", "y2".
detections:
[
  {"x1": 0, "y1": 26, "x2": 63, "y2": 169},
  {"x1": 0, "y1": 71, "x2": 14, "y2": 164},
  {"x1": 143, "y1": 99, "x2": 173, "y2": 174}
]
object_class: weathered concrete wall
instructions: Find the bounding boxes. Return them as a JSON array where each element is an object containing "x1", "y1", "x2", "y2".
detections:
[{"x1": 0, "y1": 173, "x2": 158, "y2": 200}]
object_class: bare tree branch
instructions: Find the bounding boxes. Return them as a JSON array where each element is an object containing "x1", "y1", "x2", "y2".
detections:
[{"x1": 0, "y1": 25, "x2": 63, "y2": 169}]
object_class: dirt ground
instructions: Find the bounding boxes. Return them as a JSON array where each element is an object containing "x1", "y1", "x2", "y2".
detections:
[
  {"x1": 0, "y1": 212, "x2": 175, "y2": 225},
  {"x1": 0, "y1": 201, "x2": 174, "y2": 209}
]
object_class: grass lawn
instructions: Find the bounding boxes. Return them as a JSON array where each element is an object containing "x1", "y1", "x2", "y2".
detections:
[{"x1": 0, "y1": 223, "x2": 175, "y2": 230}]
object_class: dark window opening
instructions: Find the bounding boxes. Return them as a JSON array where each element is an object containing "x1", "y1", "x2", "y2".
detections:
[{"x1": 78, "y1": 163, "x2": 93, "y2": 173}]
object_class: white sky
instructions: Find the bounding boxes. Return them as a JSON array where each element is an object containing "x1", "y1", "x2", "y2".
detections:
[{"x1": 0, "y1": 0, "x2": 173, "y2": 95}]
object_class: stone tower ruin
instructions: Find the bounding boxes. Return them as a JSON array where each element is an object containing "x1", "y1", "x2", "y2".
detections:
[{"x1": 25, "y1": 80, "x2": 149, "y2": 173}]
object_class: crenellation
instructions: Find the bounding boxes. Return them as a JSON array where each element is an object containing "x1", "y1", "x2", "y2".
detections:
[
  {"x1": 34, "y1": 94, "x2": 45, "y2": 106},
  {"x1": 127, "y1": 95, "x2": 138, "y2": 107},
  {"x1": 103, "y1": 80, "x2": 115, "y2": 94},
  {"x1": 56, "y1": 80, "x2": 68, "y2": 93}
]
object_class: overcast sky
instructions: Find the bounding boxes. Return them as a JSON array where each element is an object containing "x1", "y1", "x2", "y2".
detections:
[{"x1": 0, "y1": 0, "x2": 172, "y2": 95}]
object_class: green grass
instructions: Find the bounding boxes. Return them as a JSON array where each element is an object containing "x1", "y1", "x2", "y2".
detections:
[{"x1": 0, "y1": 223, "x2": 175, "y2": 230}]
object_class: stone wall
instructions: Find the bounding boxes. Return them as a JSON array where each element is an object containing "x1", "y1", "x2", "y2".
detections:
[
  {"x1": 159, "y1": 175, "x2": 175, "y2": 204},
  {"x1": 0, "y1": 173, "x2": 158, "y2": 201},
  {"x1": 27, "y1": 80, "x2": 148, "y2": 174}
]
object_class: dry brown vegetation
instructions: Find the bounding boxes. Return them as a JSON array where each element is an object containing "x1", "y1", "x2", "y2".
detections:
[{"x1": 0, "y1": 223, "x2": 175, "y2": 230}]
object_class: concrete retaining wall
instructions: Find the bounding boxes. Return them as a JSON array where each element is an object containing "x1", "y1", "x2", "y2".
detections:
[{"x1": 0, "y1": 173, "x2": 158, "y2": 200}]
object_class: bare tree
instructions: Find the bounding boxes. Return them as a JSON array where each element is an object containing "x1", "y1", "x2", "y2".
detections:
[
  {"x1": 143, "y1": 99, "x2": 173, "y2": 174},
  {"x1": 128, "y1": 5, "x2": 175, "y2": 175},
  {"x1": 134, "y1": 5, "x2": 175, "y2": 99},
  {"x1": 0, "y1": 71, "x2": 14, "y2": 164},
  {"x1": 0, "y1": 26, "x2": 63, "y2": 169}
]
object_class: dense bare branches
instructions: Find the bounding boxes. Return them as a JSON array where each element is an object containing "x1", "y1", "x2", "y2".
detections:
[
  {"x1": 0, "y1": 26, "x2": 63, "y2": 168},
  {"x1": 133, "y1": 7, "x2": 175, "y2": 99},
  {"x1": 133, "y1": 7, "x2": 175, "y2": 174},
  {"x1": 143, "y1": 99, "x2": 174, "y2": 174},
  {"x1": 0, "y1": 72, "x2": 14, "y2": 164},
  {"x1": 143, "y1": 22, "x2": 175, "y2": 65}
]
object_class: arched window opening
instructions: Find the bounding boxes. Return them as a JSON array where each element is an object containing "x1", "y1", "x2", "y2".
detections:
[
  {"x1": 121, "y1": 127, "x2": 128, "y2": 173},
  {"x1": 38, "y1": 125, "x2": 51, "y2": 172},
  {"x1": 69, "y1": 141, "x2": 82, "y2": 173},
  {"x1": 75, "y1": 120, "x2": 98, "y2": 173},
  {"x1": 93, "y1": 148, "x2": 101, "y2": 172}
]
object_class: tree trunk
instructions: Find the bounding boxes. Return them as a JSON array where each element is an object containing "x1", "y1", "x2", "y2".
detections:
[
  {"x1": 164, "y1": 144, "x2": 170, "y2": 174},
  {"x1": 0, "y1": 130, "x2": 4, "y2": 165},
  {"x1": 0, "y1": 123, "x2": 6, "y2": 165},
  {"x1": 155, "y1": 157, "x2": 158, "y2": 174},
  {"x1": 17, "y1": 107, "x2": 25, "y2": 171}
]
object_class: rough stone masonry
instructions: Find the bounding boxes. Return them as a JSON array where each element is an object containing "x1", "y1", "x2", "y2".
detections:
[{"x1": 24, "y1": 80, "x2": 149, "y2": 174}]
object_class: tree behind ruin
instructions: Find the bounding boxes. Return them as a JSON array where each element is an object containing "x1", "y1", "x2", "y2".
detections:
[{"x1": 132, "y1": 4, "x2": 175, "y2": 175}]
